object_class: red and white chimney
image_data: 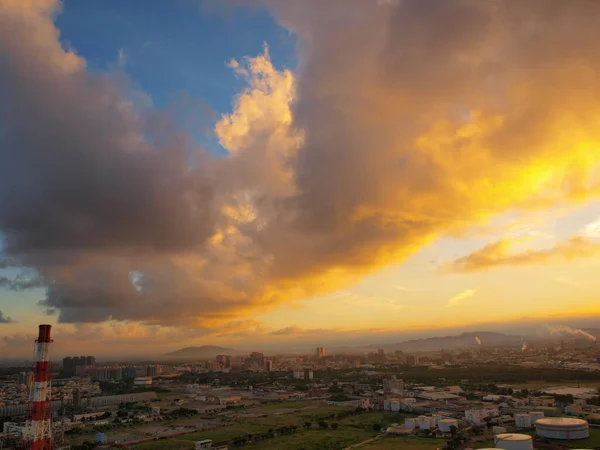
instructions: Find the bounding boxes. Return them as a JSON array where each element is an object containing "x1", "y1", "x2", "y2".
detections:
[{"x1": 24, "y1": 324, "x2": 53, "y2": 450}]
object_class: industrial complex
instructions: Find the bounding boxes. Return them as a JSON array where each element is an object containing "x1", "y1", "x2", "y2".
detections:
[{"x1": 1, "y1": 327, "x2": 600, "y2": 449}]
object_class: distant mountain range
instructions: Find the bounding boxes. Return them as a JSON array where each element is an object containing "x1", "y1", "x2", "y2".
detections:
[
  {"x1": 391, "y1": 331, "x2": 522, "y2": 352},
  {"x1": 163, "y1": 345, "x2": 236, "y2": 359}
]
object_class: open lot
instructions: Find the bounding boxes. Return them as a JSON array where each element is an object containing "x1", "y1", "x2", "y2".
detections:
[
  {"x1": 127, "y1": 402, "x2": 408, "y2": 450},
  {"x1": 359, "y1": 436, "x2": 446, "y2": 449}
]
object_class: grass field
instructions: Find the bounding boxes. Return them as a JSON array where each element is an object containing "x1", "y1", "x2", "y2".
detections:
[
  {"x1": 128, "y1": 401, "x2": 414, "y2": 450},
  {"x1": 238, "y1": 428, "x2": 376, "y2": 449},
  {"x1": 360, "y1": 436, "x2": 446, "y2": 449},
  {"x1": 506, "y1": 380, "x2": 600, "y2": 390}
]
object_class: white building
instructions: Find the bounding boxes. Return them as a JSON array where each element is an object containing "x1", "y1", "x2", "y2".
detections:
[{"x1": 465, "y1": 407, "x2": 499, "y2": 425}]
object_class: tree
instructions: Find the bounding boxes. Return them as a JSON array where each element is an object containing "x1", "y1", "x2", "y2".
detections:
[
  {"x1": 331, "y1": 423, "x2": 339, "y2": 430},
  {"x1": 304, "y1": 421, "x2": 312, "y2": 430},
  {"x1": 372, "y1": 423, "x2": 382, "y2": 431},
  {"x1": 318, "y1": 420, "x2": 329, "y2": 429},
  {"x1": 449, "y1": 425, "x2": 457, "y2": 436}
]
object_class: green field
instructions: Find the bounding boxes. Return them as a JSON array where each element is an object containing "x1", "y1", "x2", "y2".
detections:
[
  {"x1": 241, "y1": 428, "x2": 375, "y2": 449},
  {"x1": 360, "y1": 436, "x2": 446, "y2": 450},
  {"x1": 128, "y1": 403, "x2": 411, "y2": 450}
]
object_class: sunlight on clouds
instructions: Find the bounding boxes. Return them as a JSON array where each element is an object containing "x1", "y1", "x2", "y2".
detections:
[{"x1": 447, "y1": 288, "x2": 479, "y2": 307}]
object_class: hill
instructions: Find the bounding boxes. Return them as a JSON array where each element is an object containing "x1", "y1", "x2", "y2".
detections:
[
  {"x1": 163, "y1": 345, "x2": 236, "y2": 359},
  {"x1": 394, "y1": 331, "x2": 522, "y2": 352}
]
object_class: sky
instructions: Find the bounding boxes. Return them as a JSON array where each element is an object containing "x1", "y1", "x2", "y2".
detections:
[{"x1": 2, "y1": 0, "x2": 600, "y2": 358}]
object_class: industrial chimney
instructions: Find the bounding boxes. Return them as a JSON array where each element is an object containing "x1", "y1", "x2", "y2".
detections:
[{"x1": 24, "y1": 324, "x2": 53, "y2": 450}]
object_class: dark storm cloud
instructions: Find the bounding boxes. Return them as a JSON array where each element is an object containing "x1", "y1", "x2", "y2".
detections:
[{"x1": 0, "y1": 3, "x2": 216, "y2": 257}]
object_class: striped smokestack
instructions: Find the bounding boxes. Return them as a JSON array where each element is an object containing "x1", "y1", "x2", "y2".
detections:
[{"x1": 24, "y1": 324, "x2": 53, "y2": 450}]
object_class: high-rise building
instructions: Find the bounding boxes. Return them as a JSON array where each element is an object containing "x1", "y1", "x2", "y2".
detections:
[
  {"x1": 216, "y1": 354, "x2": 232, "y2": 368},
  {"x1": 123, "y1": 366, "x2": 138, "y2": 378},
  {"x1": 246, "y1": 352, "x2": 265, "y2": 370},
  {"x1": 146, "y1": 365, "x2": 161, "y2": 377},
  {"x1": 265, "y1": 360, "x2": 273, "y2": 372},
  {"x1": 62, "y1": 355, "x2": 96, "y2": 375},
  {"x1": 18, "y1": 372, "x2": 34, "y2": 388},
  {"x1": 316, "y1": 347, "x2": 326, "y2": 358},
  {"x1": 405, "y1": 354, "x2": 420, "y2": 366}
]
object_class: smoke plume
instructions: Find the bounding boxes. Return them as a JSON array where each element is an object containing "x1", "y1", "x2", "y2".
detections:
[{"x1": 546, "y1": 325, "x2": 597, "y2": 343}]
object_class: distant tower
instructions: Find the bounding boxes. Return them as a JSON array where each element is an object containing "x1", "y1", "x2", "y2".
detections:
[
  {"x1": 24, "y1": 324, "x2": 53, "y2": 450},
  {"x1": 316, "y1": 347, "x2": 326, "y2": 358}
]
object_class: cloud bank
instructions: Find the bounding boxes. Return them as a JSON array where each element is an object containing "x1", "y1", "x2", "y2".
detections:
[{"x1": 2, "y1": 0, "x2": 600, "y2": 329}]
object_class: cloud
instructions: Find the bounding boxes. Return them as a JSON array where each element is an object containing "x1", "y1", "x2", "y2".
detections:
[
  {"x1": 3, "y1": 0, "x2": 600, "y2": 328},
  {"x1": 0, "y1": 310, "x2": 14, "y2": 324},
  {"x1": 270, "y1": 325, "x2": 304, "y2": 335},
  {"x1": 447, "y1": 288, "x2": 479, "y2": 306},
  {"x1": 441, "y1": 236, "x2": 600, "y2": 273},
  {"x1": 581, "y1": 217, "x2": 600, "y2": 240},
  {"x1": 117, "y1": 48, "x2": 128, "y2": 68},
  {"x1": 0, "y1": 274, "x2": 43, "y2": 291}
]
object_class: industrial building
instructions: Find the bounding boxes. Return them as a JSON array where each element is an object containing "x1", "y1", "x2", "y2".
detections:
[{"x1": 535, "y1": 417, "x2": 590, "y2": 440}]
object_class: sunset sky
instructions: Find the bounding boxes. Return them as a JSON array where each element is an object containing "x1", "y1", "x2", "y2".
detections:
[{"x1": 2, "y1": 0, "x2": 600, "y2": 358}]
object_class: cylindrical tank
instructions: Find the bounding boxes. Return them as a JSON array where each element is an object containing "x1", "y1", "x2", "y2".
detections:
[
  {"x1": 514, "y1": 413, "x2": 532, "y2": 428},
  {"x1": 418, "y1": 417, "x2": 431, "y2": 430},
  {"x1": 438, "y1": 418, "x2": 458, "y2": 433},
  {"x1": 404, "y1": 418, "x2": 416, "y2": 429},
  {"x1": 383, "y1": 400, "x2": 391, "y2": 411},
  {"x1": 494, "y1": 433, "x2": 533, "y2": 450},
  {"x1": 390, "y1": 400, "x2": 400, "y2": 412},
  {"x1": 528, "y1": 411, "x2": 544, "y2": 424},
  {"x1": 535, "y1": 417, "x2": 589, "y2": 440}
]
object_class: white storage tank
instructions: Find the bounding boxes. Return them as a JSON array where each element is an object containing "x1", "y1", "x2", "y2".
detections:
[
  {"x1": 383, "y1": 400, "x2": 391, "y2": 411},
  {"x1": 438, "y1": 418, "x2": 458, "y2": 433},
  {"x1": 418, "y1": 417, "x2": 431, "y2": 430},
  {"x1": 494, "y1": 433, "x2": 533, "y2": 450},
  {"x1": 390, "y1": 400, "x2": 400, "y2": 412},
  {"x1": 404, "y1": 418, "x2": 416, "y2": 429},
  {"x1": 514, "y1": 413, "x2": 532, "y2": 428},
  {"x1": 535, "y1": 417, "x2": 589, "y2": 440},
  {"x1": 528, "y1": 411, "x2": 544, "y2": 424}
]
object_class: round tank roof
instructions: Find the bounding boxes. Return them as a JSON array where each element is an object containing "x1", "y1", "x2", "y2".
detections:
[
  {"x1": 536, "y1": 417, "x2": 588, "y2": 426},
  {"x1": 495, "y1": 433, "x2": 532, "y2": 441}
]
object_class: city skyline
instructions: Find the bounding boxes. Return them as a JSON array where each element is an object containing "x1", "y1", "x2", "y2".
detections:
[{"x1": 2, "y1": 0, "x2": 600, "y2": 358}]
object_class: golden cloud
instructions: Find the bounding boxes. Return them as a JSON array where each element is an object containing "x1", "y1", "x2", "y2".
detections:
[{"x1": 441, "y1": 236, "x2": 600, "y2": 273}]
